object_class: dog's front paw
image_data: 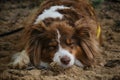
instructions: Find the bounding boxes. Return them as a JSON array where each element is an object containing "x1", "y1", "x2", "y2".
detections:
[
  {"x1": 8, "y1": 62, "x2": 28, "y2": 69},
  {"x1": 9, "y1": 50, "x2": 30, "y2": 69}
]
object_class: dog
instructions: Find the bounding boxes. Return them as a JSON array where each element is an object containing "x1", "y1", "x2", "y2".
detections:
[{"x1": 9, "y1": 0, "x2": 101, "y2": 69}]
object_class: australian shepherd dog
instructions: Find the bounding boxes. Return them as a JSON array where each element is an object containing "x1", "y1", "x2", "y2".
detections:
[{"x1": 9, "y1": 0, "x2": 102, "y2": 69}]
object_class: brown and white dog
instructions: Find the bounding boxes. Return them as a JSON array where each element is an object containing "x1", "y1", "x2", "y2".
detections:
[{"x1": 10, "y1": 0, "x2": 101, "y2": 69}]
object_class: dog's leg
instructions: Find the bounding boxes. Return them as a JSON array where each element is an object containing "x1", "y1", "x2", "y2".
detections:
[{"x1": 9, "y1": 50, "x2": 30, "y2": 69}]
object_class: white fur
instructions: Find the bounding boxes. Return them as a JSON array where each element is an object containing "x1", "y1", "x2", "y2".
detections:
[
  {"x1": 40, "y1": 61, "x2": 50, "y2": 68},
  {"x1": 53, "y1": 30, "x2": 75, "y2": 68},
  {"x1": 74, "y1": 59, "x2": 84, "y2": 68},
  {"x1": 10, "y1": 50, "x2": 30, "y2": 68},
  {"x1": 34, "y1": 5, "x2": 69, "y2": 24}
]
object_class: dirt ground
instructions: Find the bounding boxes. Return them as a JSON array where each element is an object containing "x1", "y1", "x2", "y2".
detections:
[{"x1": 0, "y1": 0, "x2": 120, "y2": 80}]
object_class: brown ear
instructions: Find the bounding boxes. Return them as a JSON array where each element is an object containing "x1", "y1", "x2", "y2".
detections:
[
  {"x1": 32, "y1": 22, "x2": 47, "y2": 34},
  {"x1": 75, "y1": 27, "x2": 100, "y2": 66},
  {"x1": 24, "y1": 22, "x2": 47, "y2": 67}
]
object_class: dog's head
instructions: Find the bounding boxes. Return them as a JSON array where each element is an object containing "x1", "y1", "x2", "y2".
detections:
[{"x1": 25, "y1": 20, "x2": 100, "y2": 68}]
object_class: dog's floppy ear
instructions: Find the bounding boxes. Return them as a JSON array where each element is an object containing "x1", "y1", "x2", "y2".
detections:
[
  {"x1": 75, "y1": 25, "x2": 100, "y2": 66},
  {"x1": 25, "y1": 22, "x2": 47, "y2": 67}
]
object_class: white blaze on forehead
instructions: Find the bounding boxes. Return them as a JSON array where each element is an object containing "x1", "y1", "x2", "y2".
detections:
[
  {"x1": 53, "y1": 30, "x2": 75, "y2": 68},
  {"x1": 34, "y1": 5, "x2": 70, "y2": 24},
  {"x1": 56, "y1": 30, "x2": 61, "y2": 46}
]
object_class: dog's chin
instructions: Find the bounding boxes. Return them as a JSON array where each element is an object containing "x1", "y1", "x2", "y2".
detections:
[
  {"x1": 60, "y1": 64, "x2": 73, "y2": 69},
  {"x1": 56, "y1": 61, "x2": 74, "y2": 69}
]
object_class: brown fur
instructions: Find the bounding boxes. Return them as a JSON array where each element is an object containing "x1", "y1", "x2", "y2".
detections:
[{"x1": 20, "y1": 0, "x2": 101, "y2": 67}]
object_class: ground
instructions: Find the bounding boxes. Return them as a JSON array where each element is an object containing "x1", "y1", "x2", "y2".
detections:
[{"x1": 0, "y1": 0, "x2": 120, "y2": 80}]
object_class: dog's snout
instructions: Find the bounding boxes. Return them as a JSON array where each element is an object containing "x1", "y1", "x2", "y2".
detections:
[{"x1": 60, "y1": 56, "x2": 70, "y2": 65}]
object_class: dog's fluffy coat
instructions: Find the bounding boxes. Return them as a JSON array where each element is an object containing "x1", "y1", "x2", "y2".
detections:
[{"x1": 10, "y1": 0, "x2": 101, "y2": 69}]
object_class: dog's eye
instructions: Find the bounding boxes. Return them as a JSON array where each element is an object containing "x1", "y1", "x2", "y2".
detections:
[
  {"x1": 67, "y1": 41, "x2": 75, "y2": 46},
  {"x1": 66, "y1": 41, "x2": 75, "y2": 49},
  {"x1": 48, "y1": 41, "x2": 58, "y2": 51},
  {"x1": 66, "y1": 39, "x2": 74, "y2": 45},
  {"x1": 69, "y1": 42, "x2": 75, "y2": 49},
  {"x1": 49, "y1": 46, "x2": 56, "y2": 51}
]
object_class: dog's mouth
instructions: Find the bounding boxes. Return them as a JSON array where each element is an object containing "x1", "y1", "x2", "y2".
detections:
[{"x1": 51, "y1": 61, "x2": 74, "y2": 69}]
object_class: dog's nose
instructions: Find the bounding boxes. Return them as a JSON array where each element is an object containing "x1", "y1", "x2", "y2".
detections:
[{"x1": 60, "y1": 56, "x2": 70, "y2": 65}]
